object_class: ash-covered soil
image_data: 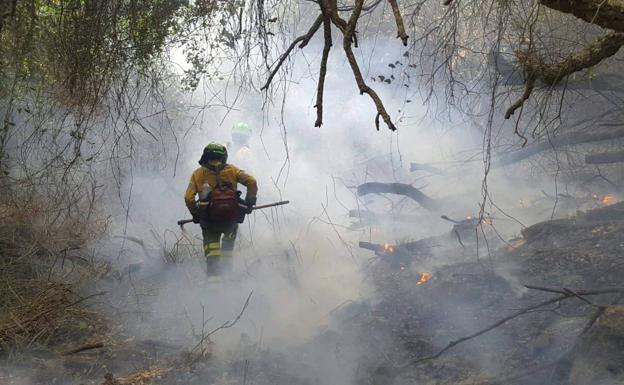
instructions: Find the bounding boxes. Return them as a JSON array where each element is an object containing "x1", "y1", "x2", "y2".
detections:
[{"x1": 3, "y1": 203, "x2": 624, "y2": 385}]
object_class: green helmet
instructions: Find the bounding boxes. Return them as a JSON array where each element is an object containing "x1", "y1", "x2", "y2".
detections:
[
  {"x1": 200, "y1": 142, "x2": 228, "y2": 164},
  {"x1": 232, "y1": 122, "x2": 252, "y2": 136}
]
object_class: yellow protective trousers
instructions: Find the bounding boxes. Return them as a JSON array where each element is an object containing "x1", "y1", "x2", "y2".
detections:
[{"x1": 201, "y1": 222, "x2": 238, "y2": 275}]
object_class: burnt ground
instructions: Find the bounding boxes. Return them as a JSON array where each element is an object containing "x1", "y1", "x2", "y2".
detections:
[
  {"x1": 2, "y1": 203, "x2": 624, "y2": 385},
  {"x1": 348, "y1": 202, "x2": 624, "y2": 385}
]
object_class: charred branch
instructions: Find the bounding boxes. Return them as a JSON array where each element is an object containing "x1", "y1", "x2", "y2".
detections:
[
  {"x1": 505, "y1": 32, "x2": 624, "y2": 119},
  {"x1": 359, "y1": 241, "x2": 386, "y2": 253},
  {"x1": 539, "y1": 0, "x2": 624, "y2": 33},
  {"x1": 585, "y1": 149, "x2": 624, "y2": 164},
  {"x1": 356, "y1": 182, "x2": 438, "y2": 210},
  {"x1": 496, "y1": 126, "x2": 624, "y2": 166}
]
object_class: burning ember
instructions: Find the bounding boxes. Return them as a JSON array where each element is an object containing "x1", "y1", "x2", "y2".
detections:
[
  {"x1": 591, "y1": 193, "x2": 617, "y2": 205},
  {"x1": 601, "y1": 195, "x2": 616, "y2": 205},
  {"x1": 383, "y1": 243, "x2": 395, "y2": 253},
  {"x1": 417, "y1": 272, "x2": 431, "y2": 285}
]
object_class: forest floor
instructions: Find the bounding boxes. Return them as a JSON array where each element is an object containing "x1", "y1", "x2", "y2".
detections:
[{"x1": 2, "y1": 202, "x2": 624, "y2": 385}]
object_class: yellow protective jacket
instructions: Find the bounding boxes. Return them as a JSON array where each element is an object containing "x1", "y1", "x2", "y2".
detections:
[{"x1": 184, "y1": 160, "x2": 257, "y2": 217}]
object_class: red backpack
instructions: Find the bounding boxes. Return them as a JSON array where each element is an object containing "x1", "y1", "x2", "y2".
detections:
[
  {"x1": 208, "y1": 186, "x2": 241, "y2": 223},
  {"x1": 204, "y1": 164, "x2": 244, "y2": 223}
]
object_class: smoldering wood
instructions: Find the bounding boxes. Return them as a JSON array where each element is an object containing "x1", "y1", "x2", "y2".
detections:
[
  {"x1": 356, "y1": 182, "x2": 438, "y2": 210},
  {"x1": 496, "y1": 126, "x2": 624, "y2": 166},
  {"x1": 585, "y1": 150, "x2": 624, "y2": 164}
]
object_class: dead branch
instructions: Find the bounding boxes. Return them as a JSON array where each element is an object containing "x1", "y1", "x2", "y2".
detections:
[
  {"x1": 260, "y1": 15, "x2": 323, "y2": 91},
  {"x1": 262, "y1": 0, "x2": 396, "y2": 130},
  {"x1": 585, "y1": 149, "x2": 624, "y2": 164},
  {"x1": 401, "y1": 286, "x2": 624, "y2": 369},
  {"x1": 504, "y1": 75, "x2": 535, "y2": 119},
  {"x1": 539, "y1": 0, "x2": 624, "y2": 33},
  {"x1": 359, "y1": 241, "x2": 386, "y2": 253},
  {"x1": 356, "y1": 182, "x2": 438, "y2": 210},
  {"x1": 505, "y1": 32, "x2": 624, "y2": 118},
  {"x1": 62, "y1": 342, "x2": 105, "y2": 355},
  {"x1": 190, "y1": 291, "x2": 253, "y2": 355},
  {"x1": 388, "y1": 0, "x2": 408, "y2": 46},
  {"x1": 315, "y1": 1, "x2": 333, "y2": 127},
  {"x1": 581, "y1": 290, "x2": 624, "y2": 334},
  {"x1": 496, "y1": 126, "x2": 624, "y2": 166},
  {"x1": 518, "y1": 33, "x2": 624, "y2": 85},
  {"x1": 330, "y1": 0, "x2": 397, "y2": 131}
]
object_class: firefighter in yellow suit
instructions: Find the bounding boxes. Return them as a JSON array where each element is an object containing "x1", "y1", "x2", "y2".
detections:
[{"x1": 184, "y1": 143, "x2": 257, "y2": 275}]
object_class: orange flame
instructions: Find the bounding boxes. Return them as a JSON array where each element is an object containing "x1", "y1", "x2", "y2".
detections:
[
  {"x1": 383, "y1": 243, "x2": 394, "y2": 253},
  {"x1": 417, "y1": 272, "x2": 431, "y2": 285},
  {"x1": 591, "y1": 193, "x2": 617, "y2": 205},
  {"x1": 601, "y1": 195, "x2": 616, "y2": 205}
]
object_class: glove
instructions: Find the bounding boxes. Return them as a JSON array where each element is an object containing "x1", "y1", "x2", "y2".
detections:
[
  {"x1": 244, "y1": 197, "x2": 256, "y2": 214},
  {"x1": 192, "y1": 215, "x2": 200, "y2": 224}
]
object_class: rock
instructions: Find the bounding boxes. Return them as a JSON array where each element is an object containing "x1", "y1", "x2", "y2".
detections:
[{"x1": 569, "y1": 306, "x2": 624, "y2": 385}]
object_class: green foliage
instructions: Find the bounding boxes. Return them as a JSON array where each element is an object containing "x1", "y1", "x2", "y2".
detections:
[{"x1": 0, "y1": 0, "x2": 195, "y2": 106}]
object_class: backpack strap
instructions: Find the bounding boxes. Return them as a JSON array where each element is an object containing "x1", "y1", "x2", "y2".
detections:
[{"x1": 206, "y1": 163, "x2": 227, "y2": 189}]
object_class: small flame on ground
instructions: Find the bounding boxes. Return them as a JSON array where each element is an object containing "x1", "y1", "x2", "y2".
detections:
[
  {"x1": 417, "y1": 272, "x2": 431, "y2": 285},
  {"x1": 383, "y1": 243, "x2": 394, "y2": 253},
  {"x1": 591, "y1": 193, "x2": 617, "y2": 205}
]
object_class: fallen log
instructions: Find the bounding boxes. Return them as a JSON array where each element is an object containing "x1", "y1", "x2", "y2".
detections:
[
  {"x1": 497, "y1": 126, "x2": 624, "y2": 166},
  {"x1": 356, "y1": 182, "x2": 438, "y2": 210},
  {"x1": 585, "y1": 150, "x2": 624, "y2": 164}
]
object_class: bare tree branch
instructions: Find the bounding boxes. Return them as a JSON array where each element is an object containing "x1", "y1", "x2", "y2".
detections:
[
  {"x1": 505, "y1": 75, "x2": 535, "y2": 119},
  {"x1": 388, "y1": 0, "x2": 408, "y2": 46},
  {"x1": 315, "y1": 0, "x2": 333, "y2": 127},
  {"x1": 539, "y1": 0, "x2": 624, "y2": 33},
  {"x1": 401, "y1": 286, "x2": 624, "y2": 369},
  {"x1": 505, "y1": 32, "x2": 624, "y2": 118},
  {"x1": 260, "y1": 15, "x2": 323, "y2": 91},
  {"x1": 332, "y1": 0, "x2": 397, "y2": 131}
]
